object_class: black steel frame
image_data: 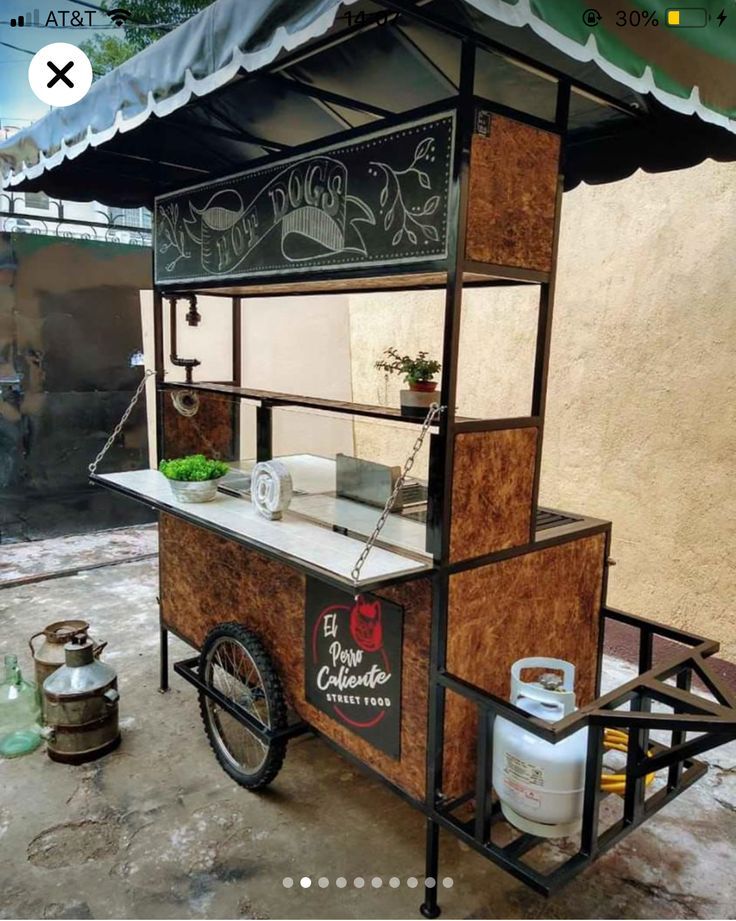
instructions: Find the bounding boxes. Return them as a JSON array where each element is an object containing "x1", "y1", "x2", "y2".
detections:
[
  {"x1": 433, "y1": 606, "x2": 736, "y2": 896},
  {"x1": 132, "y1": 5, "x2": 736, "y2": 919},
  {"x1": 163, "y1": 605, "x2": 736, "y2": 911},
  {"x1": 174, "y1": 654, "x2": 310, "y2": 744}
]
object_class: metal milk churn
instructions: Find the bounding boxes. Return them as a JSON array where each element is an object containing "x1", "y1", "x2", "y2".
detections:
[
  {"x1": 42, "y1": 639, "x2": 120, "y2": 764},
  {"x1": 29, "y1": 620, "x2": 105, "y2": 688}
]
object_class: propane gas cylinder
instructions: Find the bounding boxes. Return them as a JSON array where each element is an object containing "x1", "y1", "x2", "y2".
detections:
[
  {"x1": 492, "y1": 657, "x2": 588, "y2": 838},
  {"x1": 43, "y1": 639, "x2": 120, "y2": 764}
]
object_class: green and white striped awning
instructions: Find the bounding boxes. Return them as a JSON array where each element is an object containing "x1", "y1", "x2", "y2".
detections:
[{"x1": 465, "y1": 0, "x2": 736, "y2": 131}]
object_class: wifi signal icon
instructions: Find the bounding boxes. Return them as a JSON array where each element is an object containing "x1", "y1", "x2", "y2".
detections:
[{"x1": 107, "y1": 7, "x2": 132, "y2": 27}]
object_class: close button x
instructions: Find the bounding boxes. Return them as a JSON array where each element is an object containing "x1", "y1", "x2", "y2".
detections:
[{"x1": 47, "y1": 60, "x2": 74, "y2": 89}]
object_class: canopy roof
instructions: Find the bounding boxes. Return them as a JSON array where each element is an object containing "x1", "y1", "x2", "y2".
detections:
[{"x1": 2, "y1": 0, "x2": 735, "y2": 207}]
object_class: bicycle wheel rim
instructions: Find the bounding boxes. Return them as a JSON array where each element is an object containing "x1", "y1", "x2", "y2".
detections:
[{"x1": 203, "y1": 635, "x2": 271, "y2": 775}]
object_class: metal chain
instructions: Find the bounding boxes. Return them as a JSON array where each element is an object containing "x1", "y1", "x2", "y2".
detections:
[
  {"x1": 350, "y1": 402, "x2": 443, "y2": 591},
  {"x1": 88, "y1": 370, "x2": 155, "y2": 475}
]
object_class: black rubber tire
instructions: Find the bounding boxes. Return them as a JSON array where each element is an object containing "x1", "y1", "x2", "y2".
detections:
[{"x1": 198, "y1": 622, "x2": 287, "y2": 790}]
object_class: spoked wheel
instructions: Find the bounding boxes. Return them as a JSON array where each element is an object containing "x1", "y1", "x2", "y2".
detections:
[{"x1": 198, "y1": 623, "x2": 287, "y2": 789}]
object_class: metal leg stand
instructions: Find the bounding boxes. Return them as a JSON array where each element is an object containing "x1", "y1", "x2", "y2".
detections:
[
  {"x1": 159, "y1": 622, "x2": 169, "y2": 693},
  {"x1": 420, "y1": 818, "x2": 441, "y2": 919}
]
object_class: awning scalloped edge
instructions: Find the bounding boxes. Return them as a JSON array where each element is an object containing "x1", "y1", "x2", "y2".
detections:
[
  {"x1": 3, "y1": 0, "x2": 735, "y2": 192},
  {"x1": 1, "y1": 0, "x2": 358, "y2": 189},
  {"x1": 465, "y1": 0, "x2": 736, "y2": 133}
]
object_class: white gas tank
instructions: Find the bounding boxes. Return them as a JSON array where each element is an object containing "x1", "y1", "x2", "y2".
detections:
[{"x1": 492, "y1": 657, "x2": 588, "y2": 838}]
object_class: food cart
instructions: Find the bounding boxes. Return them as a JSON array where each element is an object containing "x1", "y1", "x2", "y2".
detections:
[{"x1": 3, "y1": 1, "x2": 736, "y2": 915}]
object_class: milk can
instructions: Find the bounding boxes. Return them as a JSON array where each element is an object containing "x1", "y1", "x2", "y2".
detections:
[
  {"x1": 43, "y1": 639, "x2": 120, "y2": 764},
  {"x1": 29, "y1": 620, "x2": 106, "y2": 688}
]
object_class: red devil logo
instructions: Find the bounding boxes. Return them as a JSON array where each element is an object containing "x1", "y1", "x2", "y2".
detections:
[{"x1": 349, "y1": 598, "x2": 383, "y2": 653}]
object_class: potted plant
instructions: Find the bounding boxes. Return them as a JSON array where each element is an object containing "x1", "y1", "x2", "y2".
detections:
[
  {"x1": 375, "y1": 347, "x2": 441, "y2": 417},
  {"x1": 159, "y1": 454, "x2": 229, "y2": 503}
]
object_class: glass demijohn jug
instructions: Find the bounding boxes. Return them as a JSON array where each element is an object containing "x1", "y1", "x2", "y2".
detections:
[{"x1": 0, "y1": 654, "x2": 42, "y2": 757}]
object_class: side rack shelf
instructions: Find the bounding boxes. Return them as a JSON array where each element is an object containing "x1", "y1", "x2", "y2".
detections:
[
  {"x1": 174, "y1": 655, "x2": 311, "y2": 744},
  {"x1": 432, "y1": 607, "x2": 736, "y2": 895},
  {"x1": 161, "y1": 381, "x2": 462, "y2": 426}
]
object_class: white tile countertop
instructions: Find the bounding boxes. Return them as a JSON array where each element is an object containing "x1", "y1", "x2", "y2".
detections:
[
  {"x1": 94, "y1": 468, "x2": 432, "y2": 590},
  {"x1": 224, "y1": 454, "x2": 429, "y2": 556}
]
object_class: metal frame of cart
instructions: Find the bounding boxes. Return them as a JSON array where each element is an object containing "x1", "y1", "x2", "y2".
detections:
[
  {"x1": 108, "y1": 39, "x2": 736, "y2": 916},
  {"x1": 7, "y1": 1, "x2": 736, "y2": 917}
]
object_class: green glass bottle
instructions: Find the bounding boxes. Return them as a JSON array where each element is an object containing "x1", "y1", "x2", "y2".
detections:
[{"x1": 0, "y1": 654, "x2": 42, "y2": 757}]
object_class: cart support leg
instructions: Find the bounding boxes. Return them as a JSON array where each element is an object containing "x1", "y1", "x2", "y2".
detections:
[
  {"x1": 420, "y1": 819, "x2": 441, "y2": 919},
  {"x1": 159, "y1": 622, "x2": 169, "y2": 693}
]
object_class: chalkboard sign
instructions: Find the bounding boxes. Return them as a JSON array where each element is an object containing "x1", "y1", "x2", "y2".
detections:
[
  {"x1": 154, "y1": 111, "x2": 455, "y2": 286},
  {"x1": 305, "y1": 579, "x2": 403, "y2": 759}
]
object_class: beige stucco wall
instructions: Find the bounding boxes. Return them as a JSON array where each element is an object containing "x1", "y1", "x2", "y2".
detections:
[
  {"x1": 350, "y1": 161, "x2": 736, "y2": 661},
  {"x1": 141, "y1": 292, "x2": 355, "y2": 465},
  {"x1": 240, "y1": 295, "x2": 354, "y2": 458},
  {"x1": 547, "y1": 161, "x2": 736, "y2": 660}
]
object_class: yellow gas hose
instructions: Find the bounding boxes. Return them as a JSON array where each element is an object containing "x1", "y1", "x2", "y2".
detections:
[{"x1": 600, "y1": 728, "x2": 655, "y2": 795}]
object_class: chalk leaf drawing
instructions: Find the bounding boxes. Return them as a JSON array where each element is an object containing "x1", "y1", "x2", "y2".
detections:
[
  {"x1": 185, "y1": 189, "x2": 245, "y2": 242},
  {"x1": 157, "y1": 202, "x2": 191, "y2": 272},
  {"x1": 370, "y1": 135, "x2": 441, "y2": 247}
]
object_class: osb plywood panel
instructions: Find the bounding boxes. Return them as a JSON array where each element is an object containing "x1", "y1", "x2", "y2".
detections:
[
  {"x1": 443, "y1": 533, "x2": 606, "y2": 796},
  {"x1": 466, "y1": 115, "x2": 560, "y2": 272},
  {"x1": 162, "y1": 388, "x2": 235, "y2": 461},
  {"x1": 159, "y1": 514, "x2": 432, "y2": 801},
  {"x1": 450, "y1": 427, "x2": 537, "y2": 562}
]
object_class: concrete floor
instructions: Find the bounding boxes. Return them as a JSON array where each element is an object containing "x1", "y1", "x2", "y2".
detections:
[{"x1": 1, "y1": 527, "x2": 734, "y2": 920}]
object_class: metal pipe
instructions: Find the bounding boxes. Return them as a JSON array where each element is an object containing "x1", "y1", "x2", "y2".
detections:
[
  {"x1": 159, "y1": 620, "x2": 169, "y2": 693},
  {"x1": 419, "y1": 820, "x2": 441, "y2": 919},
  {"x1": 473, "y1": 708, "x2": 494, "y2": 844},
  {"x1": 168, "y1": 294, "x2": 201, "y2": 384}
]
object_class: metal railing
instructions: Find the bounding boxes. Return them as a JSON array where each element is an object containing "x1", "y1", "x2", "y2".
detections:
[{"x1": 433, "y1": 607, "x2": 736, "y2": 894}]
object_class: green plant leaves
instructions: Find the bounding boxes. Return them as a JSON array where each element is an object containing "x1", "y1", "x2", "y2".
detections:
[
  {"x1": 373, "y1": 347, "x2": 441, "y2": 384},
  {"x1": 159, "y1": 454, "x2": 229, "y2": 482}
]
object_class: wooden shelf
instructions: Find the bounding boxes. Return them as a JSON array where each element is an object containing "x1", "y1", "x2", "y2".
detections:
[
  {"x1": 165, "y1": 265, "x2": 546, "y2": 299},
  {"x1": 162, "y1": 381, "x2": 461, "y2": 425}
]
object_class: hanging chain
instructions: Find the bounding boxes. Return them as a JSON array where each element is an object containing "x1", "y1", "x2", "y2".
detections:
[
  {"x1": 88, "y1": 370, "x2": 155, "y2": 475},
  {"x1": 350, "y1": 402, "x2": 443, "y2": 592}
]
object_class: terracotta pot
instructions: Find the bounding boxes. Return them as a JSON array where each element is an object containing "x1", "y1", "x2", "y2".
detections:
[{"x1": 409, "y1": 380, "x2": 438, "y2": 392}]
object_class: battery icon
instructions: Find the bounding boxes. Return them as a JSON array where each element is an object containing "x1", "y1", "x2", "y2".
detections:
[{"x1": 666, "y1": 8, "x2": 708, "y2": 27}]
